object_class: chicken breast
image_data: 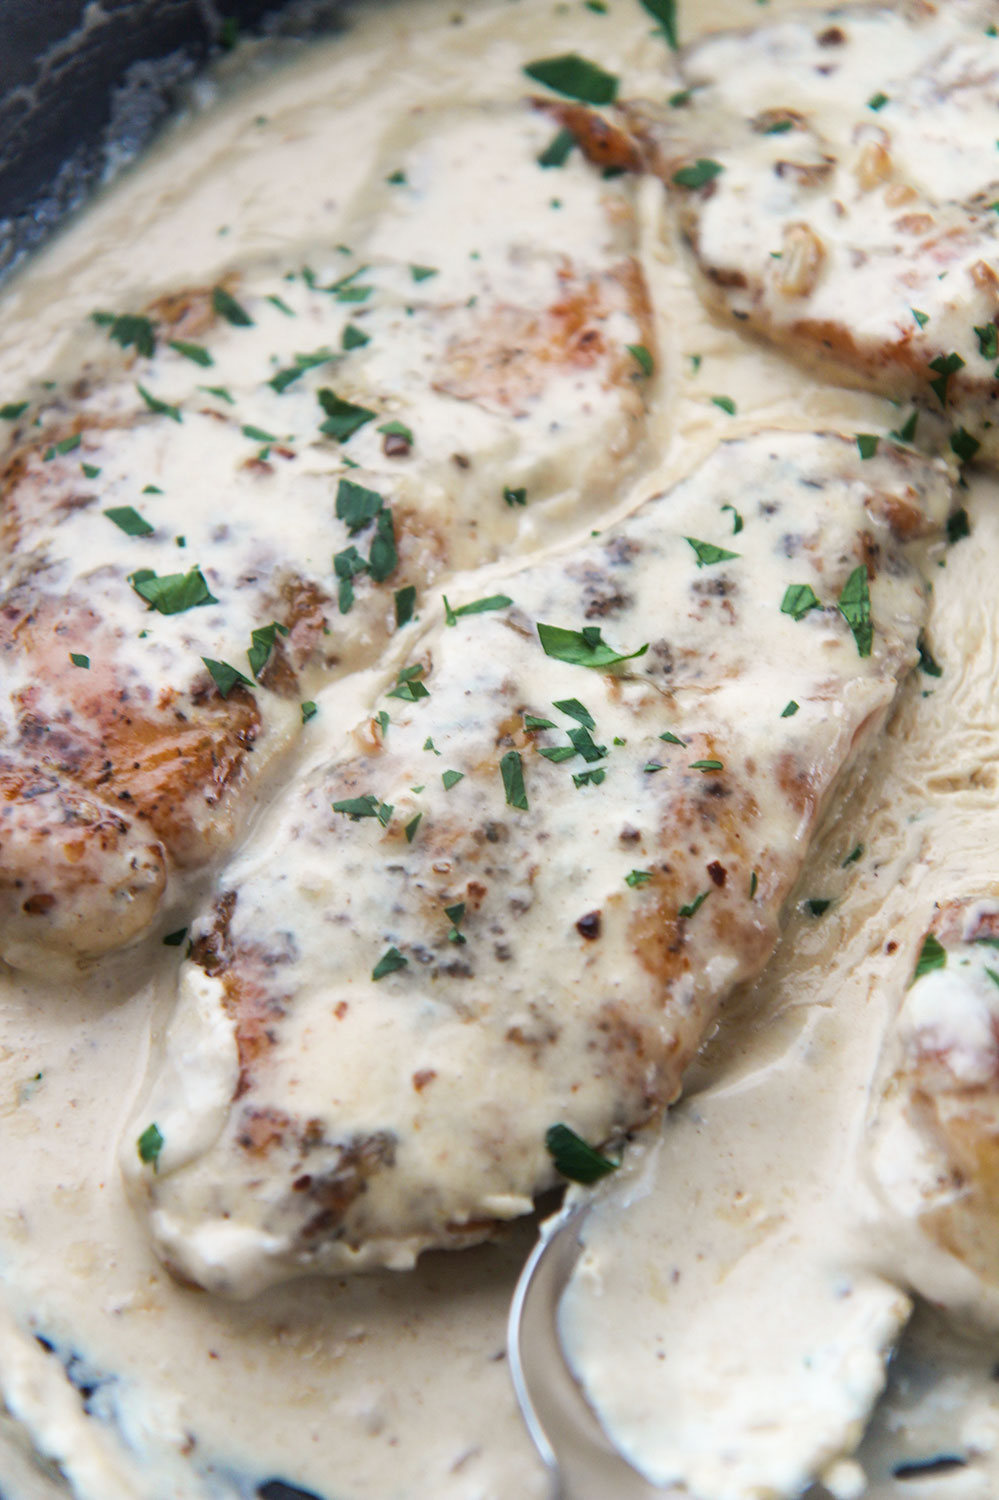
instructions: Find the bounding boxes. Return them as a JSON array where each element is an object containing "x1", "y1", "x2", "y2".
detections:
[
  {"x1": 0, "y1": 102, "x2": 652, "y2": 975},
  {"x1": 866, "y1": 895, "x2": 999, "y2": 1321},
  {"x1": 625, "y1": 1, "x2": 999, "y2": 460},
  {"x1": 123, "y1": 428, "x2": 952, "y2": 1296}
]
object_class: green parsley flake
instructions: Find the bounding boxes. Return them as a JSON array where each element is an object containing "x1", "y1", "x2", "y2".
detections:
[
  {"x1": 842, "y1": 844, "x2": 864, "y2": 867},
  {"x1": 0, "y1": 401, "x2": 29, "y2": 419},
  {"x1": 69, "y1": 652, "x2": 89, "y2": 669},
  {"x1": 523, "y1": 53, "x2": 619, "y2": 105},
  {"x1": 804, "y1": 897, "x2": 832, "y2": 917},
  {"x1": 537, "y1": 128, "x2": 576, "y2": 168},
  {"x1": 105, "y1": 506, "x2": 154, "y2": 537},
  {"x1": 947, "y1": 507, "x2": 971, "y2": 544},
  {"x1": 342, "y1": 323, "x2": 370, "y2": 351},
  {"x1": 137, "y1": 1122, "x2": 164, "y2": 1168},
  {"x1": 318, "y1": 389, "x2": 377, "y2": 441},
  {"x1": 162, "y1": 928, "x2": 188, "y2": 947},
  {"x1": 711, "y1": 394, "x2": 736, "y2": 415},
  {"x1": 92, "y1": 311, "x2": 157, "y2": 357},
  {"x1": 503, "y1": 486, "x2": 528, "y2": 507},
  {"x1": 367, "y1": 507, "x2": 398, "y2": 582},
  {"x1": 372, "y1": 947, "x2": 408, "y2": 981},
  {"x1": 627, "y1": 343, "x2": 654, "y2": 376},
  {"x1": 82, "y1": 463, "x2": 101, "y2": 478},
  {"x1": 525, "y1": 714, "x2": 556, "y2": 730},
  {"x1": 269, "y1": 348, "x2": 336, "y2": 393},
  {"x1": 837, "y1": 566, "x2": 873, "y2": 657},
  {"x1": 247, "y1": 621, "x2": 290, "y2": 678},
  {"x1": 442, "y1": 769, "x2": 464, "y2": 790},
  {"x1": 639, "y1": 0, "x2": 678, "y2": 45},
  {"x1": 781, "y1": 700, "x2": 799, "y2": 717},
  {"x1": 659, "y1": 730, "x2": 686, "y2": 745},
  {"x1": 137, "y1": 385, "x2": 181, "y2": 423},
  {"x1": 301, "y1": 701, "x2": 318, "y2": 723},
  {"x1": 890, "y1": 410, "x2": 919, "y2": 445},
  {"x1": 199, "y1": 384, "x2": 235, "y2": 404},
  {"x1": 950, "y1": 427, "x2": 981, "y2": 464},
  {"x1": 242, "y1": 424, "x2": 277, "y2": 443},
  {"x1": 405, "y1": 813, "x2": 422, "y2": 843},
  {"x1": 856, "y1": 433, "x2": 879, "y2": 459},
  {"x1": 928, "y1": 352, "x2": 965, "y2": 406},
  {"x1": 443, "y1": 593, "x2": 512, "y2": 625},
  {"x1": 781, "y1": 582, "x2": 821, "y2": 621},
  {"x1": 43, "y1": 433, "x2": 82, "y2": 460},
  {"x1": 424, "y1": 737, "x2": 441, "y2": 755},
  {"x1": 690, "y1": 759, "x2": 723, "y2": 772},
  {"x1": 573, "y1": 768, "x2": 607, "y2": 788},
  {"x1": 410, "y1": 265, "x2": 438, "y2": 283},
  {"x1": 501, "y1": 749, "x2": 528, "y2": 810},
  {"x1": 266, "y1": 294, "x2": 295, "y2": 316},
  {"x1": 386, "y1": 169, "x2": 407, "y2": 185},
  {"x1": 169, "y1": 339, "x2": 213, "y2": 367},
  {"x1": 538, "y1": 622, "x2": 648, "y2": 668},
  {"x1": 212, "y1": 286, "x2": 254, "y2": 326},
  {"x1": 395, "y1": 585, "x2": 417, "y2": 627},
  {"x1": 202, "y1": 658, "x2": 254, "y2": 698},
  {"x1": 388, "y1": 663, "x2": 430, "y2": 702},
  {"x1": 545, "y1": 1122, "x2": 618, "y2": 1183},
  {"x1": 679, "y1": 890, "x2": 710, "y2": 919},
  {"x1": 378, "y1": 420, "x2": 414, "y2": 446},
  {"x1": 445, "y1": 902, "x2": 467, "y2": 945},
  {"x1": 672, "y1": 158, "x2": 724, "y2": 189},
  {"x1": 130, "y1": 567, "x2": 217, "y2": 615},
  {"x1": 975, "y1": 322, "x2": 999, "y2": 360},
  {"x1": 749, "y1": 871, "x2": 758, "y2": 898},
  {"x1": 917, "y1": 635, "x2": 943, "y2": 677},
  {"x1": 721, "y1": 504, "x2": 743, "y2": 534},
  {"x1": 867, "y1": 91, "x2": 889, "y2": 111},
  {"x1": 685, "y1": 536, "x2": 740, "y2": 567},
  {"x1": 912, "y1": 932, "x2": 946, "y2": 981},
  {"x1": 553, "y1": 698, "x2": 595, "y2": 729},
  {"x1": 625, "y1": 870, "x2": 653, "y2": 887},
  {"x1": 336, "y1": 478, "x2": 383, "y2": 534}
]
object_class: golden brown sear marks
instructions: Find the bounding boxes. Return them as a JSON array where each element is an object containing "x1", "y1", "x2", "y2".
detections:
[{"x1": 128, "y1": 431, "x2": 950, "y2": 1296}]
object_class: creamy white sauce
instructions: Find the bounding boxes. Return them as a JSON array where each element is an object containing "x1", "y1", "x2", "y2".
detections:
[{"x1": 3, "y1": 2, "x2": 999, "y2": 1498}]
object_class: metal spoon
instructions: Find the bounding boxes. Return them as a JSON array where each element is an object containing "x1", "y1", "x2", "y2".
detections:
[{"x1": 507, "y1": 1203, "x2": 668, "y2": 1500}]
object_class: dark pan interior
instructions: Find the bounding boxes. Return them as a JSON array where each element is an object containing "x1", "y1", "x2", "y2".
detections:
[{"x1": 0, "y1": 0, "x2": 346, "y2": 281}]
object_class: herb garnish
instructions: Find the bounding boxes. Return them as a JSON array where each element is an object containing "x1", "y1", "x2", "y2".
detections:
[
  {"x1": 503, "y1": 486, "x2": 528, "y2": 507},
  {"x1": 545, "y1": 1122, "x2": 618, "y2": 1183},
  {"x1": 43, "y1": 434, "x2": 82, "y2": 460},
  {"x1": 129, "y1": 566, "x2": 217, "y2": 615},
  {"x1": 395, "y1": 585, "x2": 416, "y2": 627},
  {"x1": 538, "y1": 128, "x2": 576, "y2": 168},
  {"x1": 137, "y1": 384, "x2": 182, "y2": 423},
  {"x1": 573, "y1": 768, "x2": 606, "y2": 787},
  {"x1": 890, "y1": 410, "x2": 919, "y2": 445},
  {"x1": 162, "y1": 929, "x2": 187, "y2": 947},
  {"x1": 975, "y1": 323, "x2": 999, "y2": 360},
  {"x1": 917, "y1": 634, "x2": 942, "y2": 676},
  {"x1": 318, "y1": 389, "x2": 377, "y2": 441},
  {"x1": 947, "y1": 508, "x2": 970, "y2": 544},
  {"x1": 301, "y1": 701, "x2": 318, "y2": 723},
  {"x1": 335, "y1": 546, "x2": 367, "y2": 614},
  {"x1": 82, "y1": 463, "x2": 101, "y2": 478},
  {"x1": 685, "y1": 536, "x2": 740, "y2": 567},
  {"x1": 404, "y1": 813, "x2": 422, "y2": 843},
  {"x1": 105, "y1": 506, "x2": 153, "y2": 537},
  {"x1": 711, "y1": 394, "x2": 736, "y2": 415},
  {"x1": 501, "y1": 750, "x2": 528, "y2": 810},
  {"x1": 912, "y1": 932, "x2": 946, "y2": 981},
  {"x1": 867, "y1": 91, "x2": 889, "y2": 111},
  {"x1": 137, "y1": 1122, "x2": 164, "y2": 1169},
  {"x1": 442, "y1": 770, "x2": 464, "y2": 790},
  {"x1": 170, "y1": 339, "x2": 213, "y2": 367},
  {"x1": 690, "y1": 759, "x2": 723, "y2": 772},
  {"x1": 639, "y1": 0, "x2": 678, "y2": 47},
  {"x1": 445, "y1": 903, "x2": 467, "y2": 945},
  {"x1": 212, "y1": 286, "x2": 254, "y2": 326},
  {"x1": 378, "y1": 419, "x2": 413, "y2": 446},
  {"x1": 672, "y1": 159, "x2": 723, "y2": 189},
  {"x1": 372, "y1": 947, "x2": 408, "y2": 981},
  {"x1": 269, "y1": 348, "x2": 336, "y2": 393},
  {"x1": 388, "y1": 663, "x2": 430, "y2": 702},
  {"x1": 342, "y1": 323, "x2": 370, "y2": 351},
  {"x1": 538, "y1": 622, "x2": 648, "y2": 668},
  {"x1": 928, "y1": 352, "x2": 965, "y2": 405},
  {"x1": 721, "y1": 503, "x2": 743, "y2": 534},
  {"x1": 842, "y1": 844, "x2": 864, "y2": 867},
  {"x1": 950, "y1": 427, "x2": 980, "y2": 464},
  {"x1": 92, "y1": 311, "x2": 157, "y2": 357},
  {"x1": 781, "y1": 700, "x2": 799, "y2": 717},
  {"x1": 837, "y1": 566, "x2": 872, "y2": 657},
  {"x1": 553, "y1": 698, "x2": 595, "y2": 729},
  {"x1": 804, "y1": 897, "x2": 832, "y2": 916},
  {"x1": 337, "y1": 479, "x2": 384, "y2": 533},
  {"x1": 781, "y1": 582, "x2": 821, "y2": 620},
  {"x1": 0, "y1": 401, "x2": 28, "y2": 419},
  {"x1": 523, "y1": 53, "x2": 619, "y2": 105},
  {"x1": 659, "y1": 730, "x2": 686, "y2": 745},
  {"x1": 525, "y1": 714, "x2": 556, "y2": 730},
  {"x1": 627, "y1": 343, "x2": 654, "y2": 376},
  {"x1": 856, "y1": 433, "x2": 879, "y2": 459},
  {"x1": 199, "y1": 384, "x2": 235, "y2": 404},
  {"x1": 202, "y1": 658, "x2": 254, "y2": 697},
  {"x1": 679, "y1": 890, "x2": 709, "y2": 919},
  {"x1": 69, "y1": 652, "x2": 90, "y2": 669},
  {"x1": 443, "y1": 593, "x2": 512, "y2": 625},
  {"x1": 247, "y1": 621, "x2": 290, "y2": 678},
  {"x1": 625, "y1": 870, "x2": 653, "y2": 887}
]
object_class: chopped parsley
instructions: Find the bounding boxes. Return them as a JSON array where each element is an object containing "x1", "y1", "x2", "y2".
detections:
[
  {"x1": 212, "y1": 285, "x2": 254, "y2": 326},
  {"x1": 129, "y1": 566, "x2": 217, "y2": 615},
  {"x1": 404, "y1": 813, "x2": 422, "y2": 843},
  {"x1": 627, "y1": 343, "x2": 654, "y2": 376},
  {"x1": 266, "y1": 294, "x2": 295, "y2": 316},
  {"x1": 386, "y1": 168, "x2": 407, "y2": 185},
  {"x1": 0, "y1": 401, "x2": 29, "y2": 419},
  {"x1": 804, "y1": 897, "x2": 832, "y2": 917},
  {"x1": 202, "y1": 657, "x2": 254, "y2": 697},
  {"x1": 781, "y1": 700, "x2": 799, "y2": 717},
  {"x1": 685, "y1": 536, "x2": 740, "y2": 567},
  {"x1": 659, "y1": 730, "x2": 686, "y2": 745},
  {"x1": 424, "y1": 737, "x2": 441, "y2": 755},
  {"x1": 625, "y1": 869, "x2": 653, "y2": 887},
  {"x1": 911, "y1": 309, "x2": 929, "y2": 328},
  {"x1": 640, "y1": 0, "x2": 678, "y2": 46},
  {"x1": 890, "y1": 410, "x2": 919, "y2": 445},
  {"x1": 856, "y1": 433, "x2": 879, "y2": 459},
  {"x1": 867, "y1": 91, "x2": 889, "y2": 111},
  {"x1": 545, "y1": 1122, "x2": 618, "y2": 1183},
  {"x1": 378, "y1": 419, "x2": 414, "y2": 446},
  {"x1": 269, "y1": 348, "x2": 336, "y2": 393},
  {"x1": 367, "y1": 507, "x2": 398, "y2": 581},
  {"x1": 242, "y1": 424, "x2": 277, "y2": 443},
  {"x1": 137, "y1": 384, "x2": 182, "y2": 423},
  {"x1": 104, "y1": 506, "x2": 154, "y2": 537},
  {"x1": 443, "y1": 593, "x2": 512, "y2": 625},
  {"x1": 162, "y1": 928, "x2": 188, "y2": 947},
  {"x1": 749, "y1": 871, "x2": 758, "y2": 898},
  {"x1": 503, "y1": 486, "x2": 528, "y2": 507},
  {"x1": 445, "y1": 902, "x2": 467, "y2": 945},
  {"x1": 501, "y1": 749, "x2": 528, "y2": 810},
  {"x1": 247, "y1": 621, "x2": 290, "y2": 678},
  {"x1": 82, "y1": 463, "x2": 101, "y2": 478},
  {"x1": 523, "y1": 53, "x2": 619, "y2": 105},
  {"x1": 950, "y1": 427, "x2": 981, "y2": 464},
  {"x1": 92, "y1": 311, "x2": 157, "y2": 357},
  {"x1": 372, "y1": 947, "x2": 408, "y2": 981},
  {"x1": 538, "y1": 128, "x2": 576, "y2": 168},
  {"x1": 947, "y1": 507, "x2": 970, "y2": 544},
  {"x1": 928, "y1": 351, "x2": 965, "y2": 406},
  {"x1": 538, "y1": 622, "x2": 648, "y2": 668},
  {"x1": 442, "y1": 769, "x2": 465, "y2": 790},
  {"x1": 137, "y1": 1122, "x2": 164, "y2": 1168},
  {"x1": 318, "y1": 389, "x2": 377, "y2": 441},
  {"x1": 975, "y1": 323, "x2": 999, "y2": 360},
  {"x1": 781, "y1": 582, "x2": 821, "y2": 620},
  {"x1": 837, "y1": 566, "x2": 872, "y2": 657},
  {"x1": 711, "y1": 394, "x2": 736, "y2": 415},
  {"x1": 912, "y1": 931, "x2": 946, "y2": 981},
  {"x1": 525, "y1": 714, "x2": 556, "y2": 730},
  {"x1": 43, "y1": 433, "x2": 82, "y2": 460},
  {"x1": 553, "y1": 698, "x2": 595, "y2": 729},
  {"x1": 690, "y1": 759, "x2": 723, "y2": 772},
  {"x1": 573, "y1": 768, "x2": 606, "y2": 787},
  {"x1": 342, "y1": 323, "x2": 370, "y2": 351},
  {"x1": 199, "y1": 384, "x2": 235, "y2": 404},
  {"x1": 334, "y1": 545, "x2": 367, "y2": 613},
  {"x1": 410, "y1": 264, "x2": 438, "y2": 282},
  {"x1": 388, "y1": 663, "x2": 430, "y2": 702},
  {"x1": 69, "y1": 652, "x2": 89, "y2": 669},
  {"x1": 170, "y1": 339, "x2": 213, "y2": 367},
  {"x1": 395, "y1": 585, "x2": 417, "y2": 627},
  {"x1": 679, "y1": 890, "x2": 709, "y2": 919},
  {"x1": 842, "y1": 844, "x2": 864, "y2": 867},
  {"x1": 301, "y1": 701, "x2": 318, "y2": 723},
  {"x1": 721, "y1": 503, "x2": 743, "y2": 534},
  {"x1": 672, "y1": 158, "x2": 724, "y2": 189}
]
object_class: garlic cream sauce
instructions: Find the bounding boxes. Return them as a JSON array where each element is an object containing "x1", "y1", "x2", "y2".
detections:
[{"x1": 0, "y1": 1, "x2": 995, "y2": 1498}]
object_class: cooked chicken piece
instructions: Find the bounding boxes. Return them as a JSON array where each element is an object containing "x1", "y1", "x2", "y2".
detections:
[
  {"x1": 123, "y1": 429, "x2": 952, "y2": 1296},
  {"x1": 866, "y1": 896, "x2": 999, "y2": 1315},
  {"x1": 0, "y1": 103, "x2": 651, "y2": 976},
  {"x1": 623, "y1": 2, "x2": 999, "y2": 459}
]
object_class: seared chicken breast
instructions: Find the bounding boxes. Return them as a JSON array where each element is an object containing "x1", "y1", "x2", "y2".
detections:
[
  {"x1": 625, "y1": 2, "x2": 999, "y2": 459},
  {"x1": 125, "y1": 429, "x2": 951, "y2": 1296},
  {"x1": 0, "y1": 103, "x2": 651, "y2": 975}
]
